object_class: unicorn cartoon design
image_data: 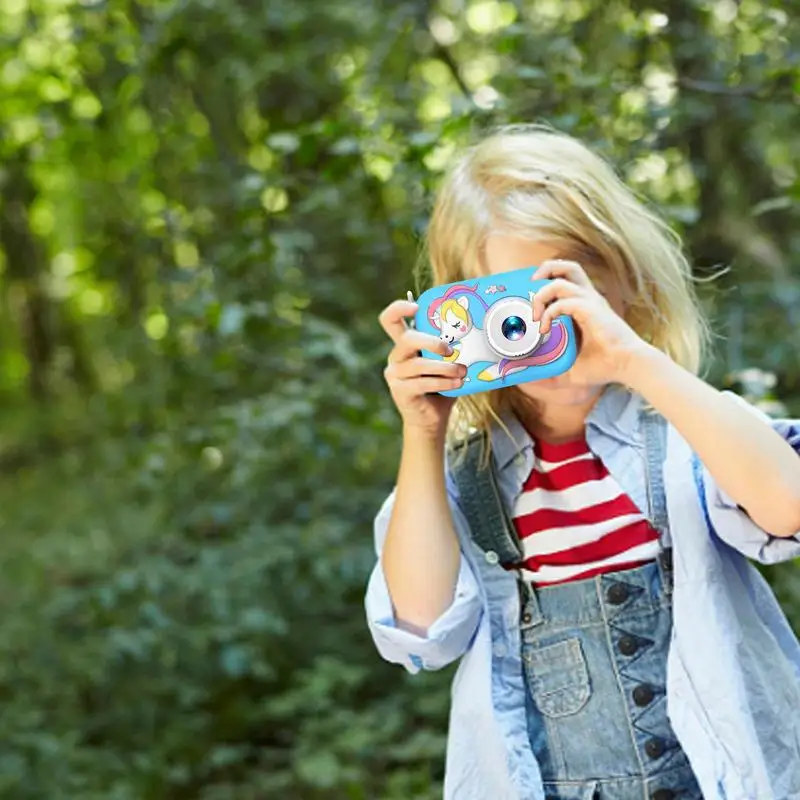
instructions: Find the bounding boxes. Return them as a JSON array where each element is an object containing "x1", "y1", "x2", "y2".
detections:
[
  {"x1": 428, "y1": 284, "x2": 570, "y2": 382},
  {"x1": 432, "y1": 293, "x2": 496, "y2": 370}
]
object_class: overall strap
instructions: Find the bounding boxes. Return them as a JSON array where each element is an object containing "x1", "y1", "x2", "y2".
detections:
[
  {"x1": 448, "y1": 433, "x2": 523, "y2": 568},
  {"x1": 448, "y1": 413, "x2": 674, "y2": 605},
  {"x1": 641, "y1": 410, "x2": 674, "y2": 595}
]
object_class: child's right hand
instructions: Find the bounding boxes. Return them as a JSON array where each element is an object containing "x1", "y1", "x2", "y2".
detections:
[{"x1": 379, "y1": 298, "x2": 467, "y2": 439}]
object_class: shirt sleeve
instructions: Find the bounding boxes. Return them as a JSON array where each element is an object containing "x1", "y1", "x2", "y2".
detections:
[
  {"x1": 700, "y1": 392, "x2": 800, "y2": 564},
  {"x1": 364, "y1": 475, "x2": 484, "y2": 674}
]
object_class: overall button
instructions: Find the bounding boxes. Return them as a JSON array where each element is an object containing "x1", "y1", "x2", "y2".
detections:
[
  {"x1": 651, "y1": 791, "x2": 675, "y2": 800},
  {"x1": 485, "y1": 550, "x2": 499, "y2": 565},
  {"x1": 645, "y1": 737, "x2": 665, "y2": 759},
  {"x1": 618, "y1": 635, "x2": 638, "y2": 656},
  {"x1": 606, "y1": 582, "x2": 629, "y2": 605},
  {"x1": 633, "y1": 684, "x2": 655, "y2": 707},
  {"x1": 521, "y1": 611, "x2": 533, "y2": 625}
]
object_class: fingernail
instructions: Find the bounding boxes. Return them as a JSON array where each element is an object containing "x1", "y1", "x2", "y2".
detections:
[{"x1": 445, "y1": 345, "x2": 454, "y2": 355}]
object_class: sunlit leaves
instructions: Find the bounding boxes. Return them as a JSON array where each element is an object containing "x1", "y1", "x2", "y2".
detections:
[
  {"x1": 173, "y1": 240, "x2": 200, "y2": 268},
  {"x1": 259, "y1": 186, "x2": 288, "y2": 212},
  {"x1": 465, "y1": 0, "x2": 517, "y2": 35}
]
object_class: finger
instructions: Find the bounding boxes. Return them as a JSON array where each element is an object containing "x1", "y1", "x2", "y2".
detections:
[
  {"x1": 379, "y1": 299, "x2": 419, "y2": 343},
  {"x1": 532, "y1": 259, "x2": 593, "y2": 288},
  {"x1": 539, "y1": 297, "x2": 587, "y2": 333},
  {"x1": 531, "y1": 278, "x2": 586, "y2": 322},
  {"x1": 394, "y1": 375, "x2": 465, "y2": 397},
  {"x1": 388, "y1": 330, "x2": 453, "y2": 363},
  {"x1": 391, "y1": 357, "x2": 466, "y2": 381}
]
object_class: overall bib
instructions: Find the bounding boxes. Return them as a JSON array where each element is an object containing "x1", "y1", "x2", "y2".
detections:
[{"x1": 451, "y1": 413, "x2": 704, "y2": 800}]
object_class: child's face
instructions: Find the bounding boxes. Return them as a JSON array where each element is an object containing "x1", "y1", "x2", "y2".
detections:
[{"x1": 483, "y1": 233, "x2": 626, "y2": 408}]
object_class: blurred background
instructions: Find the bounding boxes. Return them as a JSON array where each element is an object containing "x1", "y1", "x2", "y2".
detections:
[{"x1": 0, "y1": 0, "x2": 798, "y2": 797}]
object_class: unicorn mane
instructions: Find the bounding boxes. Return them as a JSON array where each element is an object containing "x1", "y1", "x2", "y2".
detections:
[{"x1": 428, "y1": 283, "x2": 489, "y2": 329}]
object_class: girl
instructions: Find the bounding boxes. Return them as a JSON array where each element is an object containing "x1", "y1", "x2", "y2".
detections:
[{"x1": 365, "y1": 125, "x2": 800, "y2": 800}]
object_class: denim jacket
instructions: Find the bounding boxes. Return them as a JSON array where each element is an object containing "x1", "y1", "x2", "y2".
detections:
[{"x1": 365, "y1": 387, "x2": 800, "y2": 800}]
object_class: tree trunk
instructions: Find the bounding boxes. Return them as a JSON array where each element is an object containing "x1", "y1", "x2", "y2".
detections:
[{"x1": 0, "y1": 149, "x2": 54, "y2": 402}]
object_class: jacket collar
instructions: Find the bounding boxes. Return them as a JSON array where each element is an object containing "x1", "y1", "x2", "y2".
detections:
[{"x1": 491, "y1": 385, "x2": 643, "y2": 472}]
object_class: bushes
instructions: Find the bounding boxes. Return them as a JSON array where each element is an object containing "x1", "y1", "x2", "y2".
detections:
[{"x1": 0, "y1": 367, "x2": 454, "y2": 799}]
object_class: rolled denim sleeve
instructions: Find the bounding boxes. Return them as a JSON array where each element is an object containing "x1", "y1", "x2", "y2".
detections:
[
  {"x1": 702, "y1": 392, "x2": 800, "y2": 564},
  {"x1": 364, "y1": 486, "x2": 483, "y2": 674}
]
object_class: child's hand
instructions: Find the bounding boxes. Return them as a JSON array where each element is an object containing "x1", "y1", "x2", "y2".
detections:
[
  {"x1": 379, "y1": 299, "x2": 466, "y2": 439},
  {"x1": 530, "y1": 259, "x2": 652, "y2": 386}
]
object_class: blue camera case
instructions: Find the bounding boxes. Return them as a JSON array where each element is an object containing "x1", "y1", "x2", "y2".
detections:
[{"x1": 414, "y1": 266, "x2": 578, "y2": 398}]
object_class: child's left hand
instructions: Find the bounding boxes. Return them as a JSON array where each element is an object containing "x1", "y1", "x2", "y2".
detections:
[{"x1": 530, "y1": 259, "x2": 652, "y2": 386}]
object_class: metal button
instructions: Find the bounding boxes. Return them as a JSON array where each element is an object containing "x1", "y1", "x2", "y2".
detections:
[
  {"x1": 617, "y1": 635, "x2": 638, "y2": 656},
  {"x1": 606, "y1": 582, "x2": 629, "y2": 605},
  {"x1": 645, "y1": 737, "x2": 665, "y2": 759},
  {"x1": 651, "y1": 790, "x2": 675, "y2": 800},
  {"x1": 521, "y1": 611, "x2": 533, "y2": 625},
  {"x1": 485, "y1": 550, "x2": 499, "y2": 565},
  {"x1": 633, "y1": 683, "x2": 655, "y2": 707}
]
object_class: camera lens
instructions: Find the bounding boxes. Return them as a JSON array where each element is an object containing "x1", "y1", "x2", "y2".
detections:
[
  {"x1": 501, "y1": 315, "x2": 526, "y2": 341},
  {"x1": 484, "y1": 297, "x2": 542, "y2": 359}
]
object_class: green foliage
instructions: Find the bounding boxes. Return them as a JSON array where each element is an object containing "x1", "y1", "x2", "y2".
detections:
[
  {"x1": 0, "y1": 381, "x2": 455, "y2": 798},
  {"x1": 0, "y1": 0, "x2": 798, "y2": 796}
]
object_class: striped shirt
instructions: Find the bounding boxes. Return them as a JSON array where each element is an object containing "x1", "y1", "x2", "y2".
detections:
[{"x1": 512, "y1": 436, "x2": 660, "y2": 586}]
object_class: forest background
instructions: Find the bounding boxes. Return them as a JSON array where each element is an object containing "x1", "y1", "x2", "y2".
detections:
[{"x1": 0, "y1": 0, "x2": 798, "y2": 797}]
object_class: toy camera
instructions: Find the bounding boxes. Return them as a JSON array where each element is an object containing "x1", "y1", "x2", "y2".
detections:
[{"x1": 414, "y1": 266, "x2": 578, "y2": 398}]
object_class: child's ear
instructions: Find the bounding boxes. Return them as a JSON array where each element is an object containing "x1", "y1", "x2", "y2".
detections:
[{"x1": 457, "y1": 296, "x2": 469, "y2": 309}]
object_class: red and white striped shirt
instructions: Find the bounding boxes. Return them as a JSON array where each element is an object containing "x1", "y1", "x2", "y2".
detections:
[{"x1": 512, "y1": 437, "x2": 660, "y2": 587}]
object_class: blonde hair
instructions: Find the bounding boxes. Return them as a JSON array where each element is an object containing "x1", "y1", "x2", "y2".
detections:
[{"x1": 417, "y1": 124, "x2": 711, "y2": 444}]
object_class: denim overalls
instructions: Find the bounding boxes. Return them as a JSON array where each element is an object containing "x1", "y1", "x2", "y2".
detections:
[{"x1": 450, "y1": 412, "x2": 704, "y2": 800}]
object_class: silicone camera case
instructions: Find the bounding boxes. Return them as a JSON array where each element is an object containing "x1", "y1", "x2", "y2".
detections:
[{"x1": 414, "y1": 266, "x2": 578, "y2": 398}]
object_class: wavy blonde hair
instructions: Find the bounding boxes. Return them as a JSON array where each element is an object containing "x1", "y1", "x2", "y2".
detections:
[{"x1": 416, "y1": 124, "x2": 711, "y2": 444}]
